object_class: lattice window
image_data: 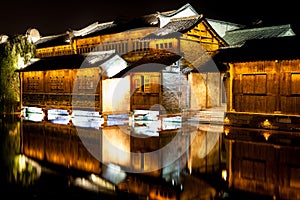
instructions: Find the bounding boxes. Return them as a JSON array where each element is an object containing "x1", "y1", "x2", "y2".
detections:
[
  {"x1": 26, "y1": 76, "x2": 40, "y2": 91},
  {"x1": 49, "y1": 76, "x2": 64, "y2": 91}
]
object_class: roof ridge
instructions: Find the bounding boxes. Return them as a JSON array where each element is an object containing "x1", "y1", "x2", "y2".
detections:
[
  {"x1": 158, "y1": 3, "x2": 198, "y2": 17},
  {"x1": 170, "y1": 14, "x2": 202, "y2": 22},
  {"x1": 227, "y1": 24, "x2": 292, "y2": 33}
]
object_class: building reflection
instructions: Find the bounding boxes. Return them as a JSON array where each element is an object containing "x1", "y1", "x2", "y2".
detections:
[
  {"x1": 20, "y1": 112, "x2": 224, "y2": 199},
  {"x1": 224, "y1": 126, "x2": 300, "y2": 200},
  {"x1": 21, "y1": 112, "x2": 300, "y2": 199}
]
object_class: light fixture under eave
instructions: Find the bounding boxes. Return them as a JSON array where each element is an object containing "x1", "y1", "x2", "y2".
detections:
[
  {"x1": 224, "y1": 116, "x2": 230, "y2": 125},
  {"x1": 262, "y1": 119, "x2": 272, "y2": 129}
]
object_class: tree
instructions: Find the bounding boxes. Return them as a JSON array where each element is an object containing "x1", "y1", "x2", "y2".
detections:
[{"x1": 0, "y1": 34, "x2": 35, "y2": 113}]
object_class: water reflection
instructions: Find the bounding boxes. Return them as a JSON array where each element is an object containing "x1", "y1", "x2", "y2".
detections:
[
  {"x1": 2, "y1": 113, "x2": 300, "y2": 199},
  {"x1": 224, "y1": 126, "x2": 300, "y2": 200}
]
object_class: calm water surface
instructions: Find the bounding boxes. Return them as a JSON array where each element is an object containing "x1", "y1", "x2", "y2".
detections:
[{"x1": 1, "y1": 113, "x2": 300, "y2": 199}]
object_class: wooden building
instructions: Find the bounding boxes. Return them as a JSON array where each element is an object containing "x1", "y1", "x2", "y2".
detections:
[
  {"x1": 214, "y1": 35, "x2": 300, "y2": 130},
  {"x1": 17, "y1": 50, "x2": 126, "y2": 112},
  {"x1": 19, "y1": 3, "x2": 233, "y2": 118}
]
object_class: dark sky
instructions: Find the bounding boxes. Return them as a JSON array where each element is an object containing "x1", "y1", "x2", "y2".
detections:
[{"x1": 1, "y1": 0, "x2": 299, "y2": 36}]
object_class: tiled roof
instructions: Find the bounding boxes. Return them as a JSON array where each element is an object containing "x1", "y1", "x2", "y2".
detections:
[
  {"x1": 34, "y1": 33, "x2": 70, "y2": 48},
  {"x1": 157, "y1": 3, "x2": 199, "y2": 28},
  {"x1": 213, "y1": 35, "x2": 300, "y2": 62},
  {"x1": 73, "y1": 14, "x2": 161, "y2": 39},
  {"x1": 223, "y1": 24, "x2": 296, "y2": 47},
  {"x1": 158, "y1": 3, "x2": 198, "y2": 18},
  {"x1": 72, "y1": 21, "x2": 116, "y2": 37},
  {"x1": 17, "y1": 50, "x2": 117, "y2": 72},
  {"x1": 143, "y1": 15, "x2": 203, "y2": 39},
  {"x1": 206, "y1": 18, "x2": 245, "y2": 37}
]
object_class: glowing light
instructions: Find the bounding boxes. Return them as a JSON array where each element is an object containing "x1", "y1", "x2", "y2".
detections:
[
  {"x1": 90, "y1": 173, "x2": 116, "y2": 190},
  {"x1": 263, "y1": 131, "x2": 271, "y2": 141},
  {"x1": 224, "y1": 116, "x2": 230, "y2": 124},
  {"x1": 18, "y1": 155, "x2": 26, "y2": 172},
  {"x1": 222, "y1": 169, "x2": 227, "y2": 181},
  {"x1": 262, "y1": 119, "x2": 272, "y2": 129},
  {"x1": 224, "y1": 126, "x2": 230, "y2": 136}
]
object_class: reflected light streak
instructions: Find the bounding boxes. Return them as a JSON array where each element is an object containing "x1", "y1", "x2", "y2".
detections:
[
  {"x1": 222, "y1": 169, "x2": 227, "y2": 181},
  {"x1": 224, "y1": 126, "x2": 230, "y2": 136},
  {"x1": 47, "y1": 109, "x2": 70, "y2": 125},
  {"x1": 21, "y1": 106, "x2": 44, "y2": 122},
  {"x1": 18, "y1": 154, "x2": 26, "y2": 172},
  {"x1": 90, "y1": 174, "x2": 116, "y2": 190},
  {"x1": 263, "y1": 131, "x2": 271, "y2": 141}
]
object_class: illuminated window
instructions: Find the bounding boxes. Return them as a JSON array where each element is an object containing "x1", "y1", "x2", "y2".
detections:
[
  {"x1": 133, "y1": 75, "x2": 152, "y2": 93},
  {"x1": 144, "y1": 75, "x2": 150, "y2": 93}
]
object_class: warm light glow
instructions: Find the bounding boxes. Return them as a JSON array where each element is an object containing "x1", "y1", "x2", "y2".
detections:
[
  {"x1": 224, "y1": 126, "x2": 230, "y2": 136},
  {"x1": 90, "y1": 173, "x2": 115, "y2": 190},
  {"x1": 263, "y1": 131, "x2": 271, "y2": 141},
  {"x1": 18, "y1": 155, "x2": 26, "y2": 172},
  {"x1": 102, "y1": 127, "x2": 131, "y2": 167},
  {"x1": 224, "y1": 116, "x2": 230, "y2": 124},
  {"x1": 262, "y1": 119, "x2": 272, "y2": 129},
  {"x1": 222, "y1": 169, "x2": 227, "y2": 181}
]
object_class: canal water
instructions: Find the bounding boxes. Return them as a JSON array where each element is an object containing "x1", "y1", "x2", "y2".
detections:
[{"x1": 1, "y1": 113, "x2": 300, "y2": 199}]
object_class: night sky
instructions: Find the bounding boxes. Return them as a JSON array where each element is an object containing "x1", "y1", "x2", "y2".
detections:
[{"x1": 1, "y1": 0, "x2": 299, "y2": 36}]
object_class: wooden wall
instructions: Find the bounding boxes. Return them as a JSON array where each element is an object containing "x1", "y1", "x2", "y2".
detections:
[
  {"x1": 231, "y1": 60, "x2": 300, "y2": 115},
  {"x1": 22, "y1": 67, "x2": 102, "y2": 111},
  {"x1": 36, "y1": 27, "x2": 157, "y2": 58}
]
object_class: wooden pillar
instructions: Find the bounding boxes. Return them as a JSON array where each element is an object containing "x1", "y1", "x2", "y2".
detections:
[{"x1": 275, "y1": 60, "x2": 281, "y2": 112}]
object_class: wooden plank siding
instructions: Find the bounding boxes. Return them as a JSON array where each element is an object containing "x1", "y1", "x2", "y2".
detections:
[
  {"x1": 231, "y1": 60, "x2": 300, "y2": 115},
  {"x1": 22, "y1": 68, "x2": 102, "y2": 111}
]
